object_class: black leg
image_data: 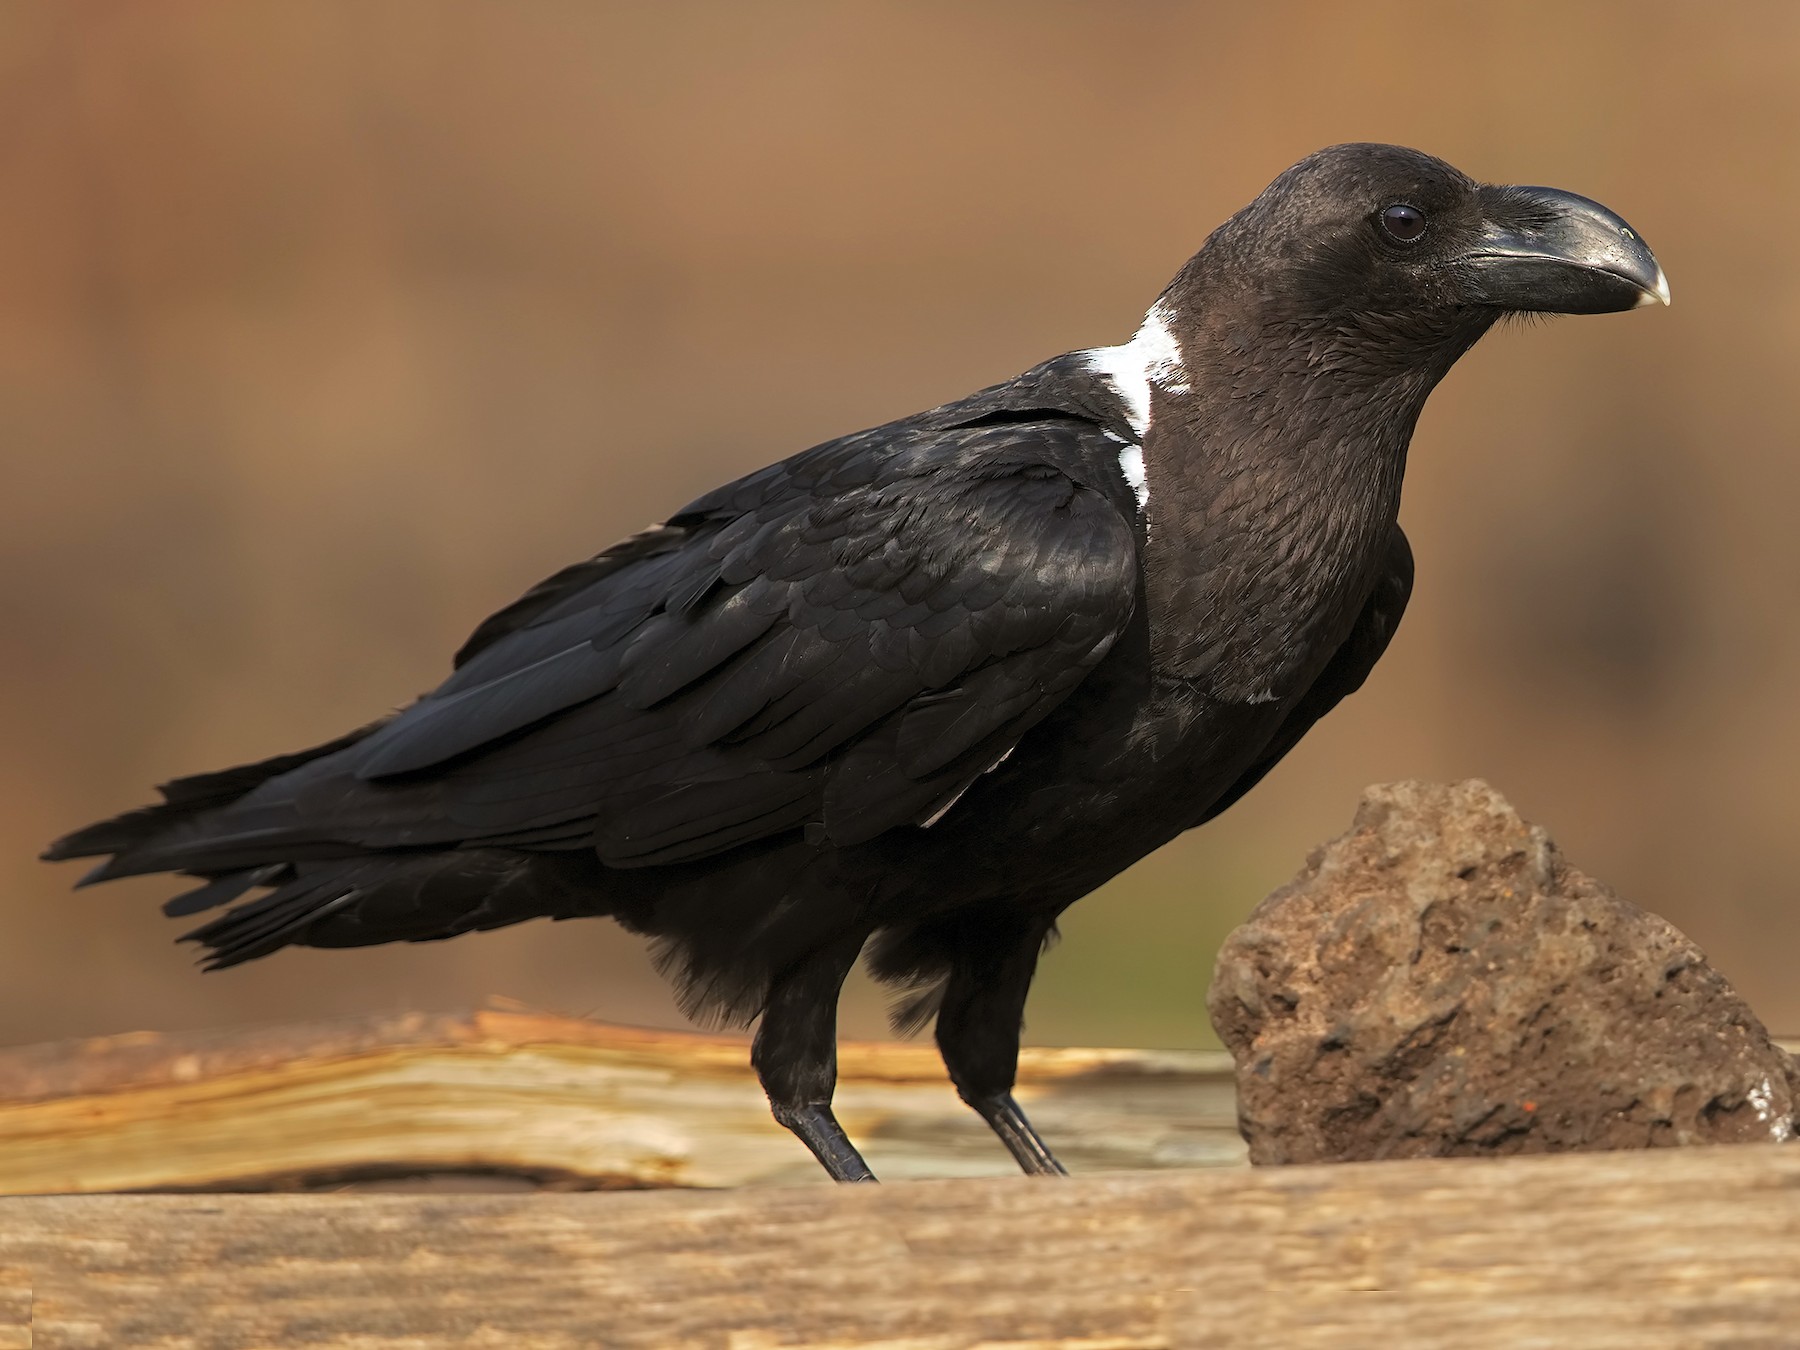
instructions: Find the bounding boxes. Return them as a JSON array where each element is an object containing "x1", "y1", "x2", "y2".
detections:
[
  {"x1": 934, "y1": 912, "x2": 1068, "y2": 1177},
  {"x1": 964, "y1": 1091, "x2": 1068, "y2": 1176},
  {"x1": 751, "y1": 934, "x2": 876, "y2": 1183},
  {"x1": 766, "y1": 1102, "x2": 875, "y2": 1183}
]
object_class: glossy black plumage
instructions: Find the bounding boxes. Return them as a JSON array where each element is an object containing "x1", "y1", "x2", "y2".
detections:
[{"x1": 46, "y1": 144, "x2": 1667, "y2": 1181}]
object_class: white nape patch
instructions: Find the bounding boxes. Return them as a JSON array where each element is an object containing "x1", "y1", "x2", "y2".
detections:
[
  {"x1": 1081, "y1": 300, "x2": 1190, "y2": 439},
  {"x1": 1116, "y1": 441, "x2": 1148, "y2": 510},
  {"x1": 1101, "y1": 429, "x2": 1148, "y2": 508}
]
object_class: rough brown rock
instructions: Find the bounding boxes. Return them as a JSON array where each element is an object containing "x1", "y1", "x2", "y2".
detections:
[{"x1": 1208, "y1": 779, "x2": 1798, "y2": 1164}]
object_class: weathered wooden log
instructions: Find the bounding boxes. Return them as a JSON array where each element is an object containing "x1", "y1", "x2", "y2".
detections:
[
  {"x1": 0, "y1": 1007, "x2": 1242, "y2": 1193},
  {"x1": 3, "y1": 1146, "x2": 1798, "y2": 1348}
]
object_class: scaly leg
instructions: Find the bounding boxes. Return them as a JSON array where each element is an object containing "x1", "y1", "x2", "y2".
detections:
[
  {"x1": 751, "y1": 934, "x2": 876, "y2": 1183},
  {"x1": 934, "y1": 911, "x2": 1067, "y2": 1176}
]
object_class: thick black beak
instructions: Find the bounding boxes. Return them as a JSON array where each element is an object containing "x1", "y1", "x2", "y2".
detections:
[{"x1": 1458, "y1": 185, "x2": 1669, "y2": 315}]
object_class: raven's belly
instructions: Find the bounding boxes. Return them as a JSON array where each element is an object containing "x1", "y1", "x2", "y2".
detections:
[{"x1": 853, "y1": 669, "x2": 1291, "y2": 920}]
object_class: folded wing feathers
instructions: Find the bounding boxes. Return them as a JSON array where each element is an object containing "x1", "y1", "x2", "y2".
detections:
[
  {"x1": 73, "y1": 424, "x2": 1140, "y2": 884},
  {"x1": 368, "y1": 448, "x2": 1134, "y2": 859}
]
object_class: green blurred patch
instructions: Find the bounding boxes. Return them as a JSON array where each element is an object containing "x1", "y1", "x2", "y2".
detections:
[
  {"x1": 1024, "y1": 831, "x2": 1286, "y2": 1051},
  {"x1": 832, "y1": 827, "x2": 1288, "y2": 1050}
]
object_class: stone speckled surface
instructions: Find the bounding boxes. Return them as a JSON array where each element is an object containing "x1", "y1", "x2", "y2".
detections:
[{"x1": 1209, "y1": 779, "x2": 1798, "y2": 1165}]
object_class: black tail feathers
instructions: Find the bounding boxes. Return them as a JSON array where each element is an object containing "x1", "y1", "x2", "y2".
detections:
[
  {"x1": 40, "y1": 720, "x2": 388, "y2": 880},
  {"x1": 179, "y1": 850, "x2": 604, "y2": 969},
  {"x1": 180, "y1": 870, "x2": 364, "y2": 970},
  {"x1": 161, "y1": 864, "x2": 292, "y2": 918},
  {"x1": 44, "y1": 718, "x2": 604, "y2": 974}
]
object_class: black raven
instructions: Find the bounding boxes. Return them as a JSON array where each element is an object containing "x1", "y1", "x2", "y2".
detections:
[{"x1": 46, "y1": 145, "x2": 1667, "y2": 1182}]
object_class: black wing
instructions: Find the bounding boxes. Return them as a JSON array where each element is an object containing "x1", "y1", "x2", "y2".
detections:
[
  {"x1": 85, "y1": 411, "x2": 1140, "y2": 878},
  {"x1": 1198, "y1": 525, "x2": 1413, "y2": 826}
]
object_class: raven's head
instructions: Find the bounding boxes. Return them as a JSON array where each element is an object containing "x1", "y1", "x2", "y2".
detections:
[{"x1": 1186, "y1": 143, "x2": 1667, "y2": 342}]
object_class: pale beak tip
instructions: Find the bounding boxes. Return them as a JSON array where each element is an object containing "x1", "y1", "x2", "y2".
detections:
[{"x1": 1635, "y1": 266, "x2": 1671, "y2": 308}]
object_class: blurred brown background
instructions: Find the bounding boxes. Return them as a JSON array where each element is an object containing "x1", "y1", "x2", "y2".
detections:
[{"x1": 5, "y1": 2, "x2": 1797, "y2": 1051}]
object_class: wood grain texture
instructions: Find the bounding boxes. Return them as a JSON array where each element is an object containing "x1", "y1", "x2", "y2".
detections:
[
  {"x1": 3, "y1": 1146, "x2": 1798, "y2": 1348},
  {"x1": 0, "y1": 1009, "x2": 1242, "y2": 1193}
]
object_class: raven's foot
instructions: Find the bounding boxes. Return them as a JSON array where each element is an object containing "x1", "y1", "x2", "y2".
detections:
[
  {"x1": 967, "y1": 1091, "x2": 1068, "y2": 1176},
  {"x1": 773, "y1": 1102, "x2": 878, "y2": 1183}
]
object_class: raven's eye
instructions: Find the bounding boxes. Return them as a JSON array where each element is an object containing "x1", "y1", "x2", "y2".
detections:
[
  {"x1": 1378, "y1": 203, "x2": 1427, "y2": 244},
  {"x1": 1378, "y1": 204, "x2": 1427, "y2": 244}
]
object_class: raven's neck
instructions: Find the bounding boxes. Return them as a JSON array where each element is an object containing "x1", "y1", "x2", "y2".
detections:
[{"x1": 1137, "y1": 300, "x2": 1489, "y2": 698}]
